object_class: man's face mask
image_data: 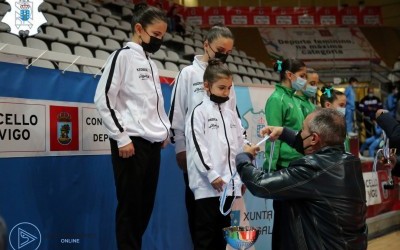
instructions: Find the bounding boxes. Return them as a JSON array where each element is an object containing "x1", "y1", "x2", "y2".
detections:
[{"x1": 293, "y1": 131, "x2": 313, "y2": 155}]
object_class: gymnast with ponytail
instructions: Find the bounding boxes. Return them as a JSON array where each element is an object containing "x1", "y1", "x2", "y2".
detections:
[{"x1": 263, "y1": 58, "x2": 308, "y2": 250}]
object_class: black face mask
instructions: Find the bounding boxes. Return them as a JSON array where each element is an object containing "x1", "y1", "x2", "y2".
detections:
[
  {"x1": 293, "y1": 131, "x2": 313, "y2": 155},
  {"x1": 214, "y1": 52, "x2": 228, "y2": 64},
  {"x1": 142, "y1": 30, "x2": 162, "y2": 54},
  {"x1": 208, "y1": 46, "x2": 229, "y2": 63},
  {"x1": 210, "y1": 93, "x2": 229, "y2": 104}
]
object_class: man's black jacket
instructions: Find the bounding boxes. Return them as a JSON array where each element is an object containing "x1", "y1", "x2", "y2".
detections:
[{"x1": 236, "y1": 144, "x2": 367, "y2": 249}]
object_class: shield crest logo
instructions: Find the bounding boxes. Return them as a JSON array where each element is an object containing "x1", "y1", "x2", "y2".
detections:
[
  {"x1": 16, "y1": 0, "x2": 34, "y2": 29},
  {"x1": 256, "y1": 116, "x2": 265, "y2": 139},
  {"x1": 20, "y1": 7, "x2": 30, "y2": 21},
  {"x1": 1, "y1": 0, "x2": 47, "y2": 36},
  {"x1": 57, "y1": 112, "x2": 72, "y2": 145}
]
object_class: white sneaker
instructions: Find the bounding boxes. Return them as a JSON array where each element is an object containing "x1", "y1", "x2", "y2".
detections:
[{"x1": 359, "y1": 155, "x2": 374, "y2": 161}]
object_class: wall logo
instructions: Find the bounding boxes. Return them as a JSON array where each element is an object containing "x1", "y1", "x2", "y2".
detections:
[
  {"x1": 0, "y1": 0, "x2": 47, "y2": 36},
  {"x1": 9, "y1": 222, "x2": 41, "y2": 250},
  {"x1": 256, "y1": 115, "x2": 266, "y2": 139},
  {"x1": 50, "y1": 106, "x2": 79, "y2": 151},
  {"x1": 57, "y1": 111, "x2": 72, "y2": 145}
]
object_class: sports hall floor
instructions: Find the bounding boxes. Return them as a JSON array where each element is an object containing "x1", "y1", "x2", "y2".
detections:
[{"x1": 368, "y1": 230, "x2": 399, "y2": 249}]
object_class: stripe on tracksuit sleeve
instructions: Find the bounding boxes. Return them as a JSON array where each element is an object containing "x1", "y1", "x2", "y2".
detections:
[
  {"x1": 236, "y1": 105, "x2": 247, "y2": 138},
  {"x1": 190, "y1": 102, "x2": 211, "y2": 171},
  {"x1": 168, "y1": 70, "x2": 183, "y2": 143},
  {"x1": 236, "y1": 105, "x2": 241, "y2": 119},
  {"x1": 105, "y1": 47, "x2": 129, "y2": 133}
]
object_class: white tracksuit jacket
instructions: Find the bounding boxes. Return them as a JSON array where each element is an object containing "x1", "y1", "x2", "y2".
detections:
[
  {"x1": 186, "y1": 96, "x2": 244, "y2": 200},
  {"x1": 94, "y1": 42, "x2": 170, "y2": 147},
  {"x1": 168, "y1": 55, "x2": 238, "y2": 154}
]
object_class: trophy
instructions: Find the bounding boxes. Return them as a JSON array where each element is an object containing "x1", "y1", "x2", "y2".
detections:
[{"x1": 223, "y1": 226, "x2": 261, "y2": 250}]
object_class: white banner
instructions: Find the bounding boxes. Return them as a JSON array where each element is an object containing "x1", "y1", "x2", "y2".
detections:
[
  {"x1": 258, "y1": 27, "x2": 380, "y2": 67},
  {"x1": 363, "y1": 172, "x2": 382, "y2": 206},
  {"x1": 0, "y1": 102, "x2": 46, "y2": 152},
  {"x1": 81, "y1": 107, "x2": 110, "y2": 151},
  {"x1": 0, "y1": 97, "x2": 110, "y2": 158}
]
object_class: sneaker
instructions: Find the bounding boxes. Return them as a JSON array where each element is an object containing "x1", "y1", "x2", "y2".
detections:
[
  {"x1": 348, "y1": 132, "x2": 358, "y2": 137},
  {"x1": 359, "y1": 155, "x2": 374, "y2": 161}
]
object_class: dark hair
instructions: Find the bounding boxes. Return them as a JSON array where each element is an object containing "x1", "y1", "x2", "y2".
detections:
[
  {"x1": 205, "y1": 25, "x2": 234, "y2": 43},
  {"x1": 131, "y1": 3, "x2": 167, "y2": 33},
  {"x1": 203, "y1": 59, "x2": 232, "y2": 84},
  {"x1": 273, "y1": 58, "x2": 306, "y2": 81},
  {"x1": 308, "y1": 109, "x2": 346, "y2": 146},
  {"x1": 306, "y1": 70, "x2": 319, "y2": 82},
  {"x1": 320, "y1": 87, "x2": 345, "y2": 107},
  {"x1": 306, "y1": 68, "x2": 317, "y2": 75},
  {"x1": 349, "y1": 77, "x2": 358, "y2": 84}
]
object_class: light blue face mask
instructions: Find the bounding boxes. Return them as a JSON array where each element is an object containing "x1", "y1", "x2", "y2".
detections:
[
  {"x1": 292, "y1": 76, "x2": 307, "y2": 91},
  {"x1": 336, "y1": 107, "x2": 346, "y2": 115},
  {"x1": 303, "y1": 85, "x2": 318, "y2": 98}
]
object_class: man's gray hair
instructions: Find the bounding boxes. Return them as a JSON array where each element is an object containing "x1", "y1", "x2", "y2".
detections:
[{"x1": 308, "y1": 109, "x2": 346, "y2": 146}]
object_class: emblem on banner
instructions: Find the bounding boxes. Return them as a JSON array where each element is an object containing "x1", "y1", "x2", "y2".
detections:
[
  {"x1": 50, "y1": 106, "x2": 79, "y2": 151},
  {"x1": 256, "y1": 116, "x2": 266, "y2": 139},
  {"x1": 57, "y1": 112, "x2": 72, "y2": 145},
  {"x1": 1, "y1": 0, "x2": 47, "y2": 36},
  {"x1": 9, "y1": 222, "x2": 41, "y2": 250}
]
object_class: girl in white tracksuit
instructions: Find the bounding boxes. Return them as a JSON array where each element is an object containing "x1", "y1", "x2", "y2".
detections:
[
  {"x1": 168, "y1": 25, "x2": 241, "y2": 242},
  {"x1": 185, "y1": 59, "x2": 257, "y2": 250},
  {"x1": 94, "y1": 4, "x2": 170, "y2": 250}
]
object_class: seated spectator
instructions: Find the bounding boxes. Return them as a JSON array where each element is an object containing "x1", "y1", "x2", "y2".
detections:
[
  {"x1": 359, "y1": 121, "x2": 383, "y2": 157},
  {"x1": 167, "y1": 4, "x2": 186, "y2": 36},
  {"x1": 358, "y1": 87, "x2": 382, "y2": 137}
]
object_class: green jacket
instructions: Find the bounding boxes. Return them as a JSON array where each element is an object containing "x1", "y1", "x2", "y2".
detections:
[
  {"x1": 264, "y1": 85, "x2": 305, "y2": 171},
  {"x1": 344, "y1": 136, "x2": 350, "y2": 152},
  {"x1": 294, "y1": 94, "x2": 316, "y2": 118}
]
